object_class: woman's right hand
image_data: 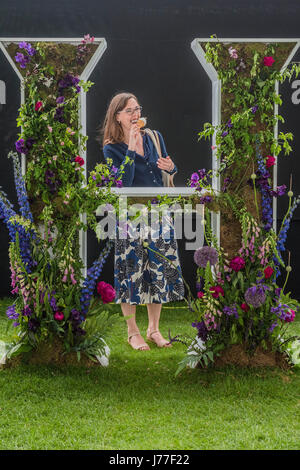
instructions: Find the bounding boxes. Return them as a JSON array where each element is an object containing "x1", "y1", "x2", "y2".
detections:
[{"x1": 128, "y1": 123, "x2": 140, "y2": 151}]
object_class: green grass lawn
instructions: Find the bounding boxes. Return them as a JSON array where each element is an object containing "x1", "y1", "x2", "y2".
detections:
[{"x1": 0, "y1": 296, "x2": 300, "y2": 450}]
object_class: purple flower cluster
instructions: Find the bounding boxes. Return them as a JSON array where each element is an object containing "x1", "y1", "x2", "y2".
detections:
[
  {"x1": 244, "y1": 285, "x2": 266, "y2": 308},
  {"x1": 54, "y1": 96, "x2": 65, "y2": 122},
  {"x1": 223, "y1": 305, "x2": 239, "y2": 319},
  {"x1": 6, "y1": 304, "x2": 20, "y2": 327},
  {"x1": 15, "y1": 42, "x2": 36, "y2": 68},
  {"x1": 96, "y1": 164, "x2": 123, "y2": 188},
  {"x1": 58, "y1": 74, "x2": 81, "y2": 94},
  {"x1": 190, "y1": 169, "x2": 207, "y2": 189},
  {"x1": 45, "y1": 169, "x2": 61, "y2": 194},
  {"x1": 15, "y1": 137, "x2": 34, "y2": 155},
  {"x1": 271, "y1": 303, "x2": 295, "y2": 322},
  {"x1": 192, "y1": 320, "x2": 209, "y2": 342},
  {"x1": 80, "y1": 239, "x2": 113, "y2": 316},
  {"x1": 70, "y1": 309, "x2": 86, "y2": 336},
  {"x1": 194, "y1": 246, "x2": 218, "y2": 268},
  {"x1": 199, "y1": 195, "x2": 212, "y2": 204}
]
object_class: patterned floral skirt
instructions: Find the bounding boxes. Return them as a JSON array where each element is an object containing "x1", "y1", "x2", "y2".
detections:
[{"x1": 114, "y1": 215, "x2": 185, "y2": 304}]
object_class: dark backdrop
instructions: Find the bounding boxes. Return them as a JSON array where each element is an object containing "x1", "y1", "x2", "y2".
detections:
[{"x1": 0, "y1": 0, "x2": 300, "y2": 298}]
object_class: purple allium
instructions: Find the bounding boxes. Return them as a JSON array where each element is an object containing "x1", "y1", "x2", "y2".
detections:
[
  {"x1": 194, "y1": 246, "x2": 218, "y2": 268},
  {"x1": 244, "y1": 285, "x2": 266, "y2": 308}
]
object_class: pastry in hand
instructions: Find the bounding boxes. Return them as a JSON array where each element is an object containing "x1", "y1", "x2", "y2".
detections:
[{"x1": 137, "y1": 117, "x2": 147, "y2": 128}]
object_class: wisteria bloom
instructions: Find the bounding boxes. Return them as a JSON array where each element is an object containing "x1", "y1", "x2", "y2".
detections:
[
  {"x1": 244, "y1": 285, "x2": 266, "y2": 308},
  {"x1": 194, "y1": 246, "x2": 218, "y2": 268}
]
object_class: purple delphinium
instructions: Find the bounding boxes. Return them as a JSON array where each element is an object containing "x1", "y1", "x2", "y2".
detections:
[
  {"x1": 244, "y1": 285, "x2": 266, "y2": 308},
  {"x1": 70, "y1": 309, "x2": 86, "y2": 336},
  {"x1": 194, "y1": 246, "x2": 218, "y2": 268},
  {"x1": 6, "y1": 304, "x2": 20, "y2": 327},
  {"x1": 15, "y1": 137, "x2": 34, "y2": 155},
  {"x1": 80, "y1": 239, "x2": 113, "y2": 317}
]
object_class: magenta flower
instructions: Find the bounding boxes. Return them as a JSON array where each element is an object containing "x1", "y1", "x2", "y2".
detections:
[
  {"x1": 97, "y1": 281, "x2": 116, "y2": 303},
  {"x1": 229, "y1": 256, "x2": 245, "y2": 272},
  {"x1": 263, "y1": 56, "x2": 275, "y2": 67},
  {"x1": 54, "y1": 311, "x2": 64, "y2": 321}
]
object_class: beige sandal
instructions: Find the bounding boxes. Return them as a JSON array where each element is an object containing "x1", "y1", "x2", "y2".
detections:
[
  {"x1": 146, "y1": 330, "x2": 172, "y2": 348},
  {"x1": 128, "y1": 332, "x2": 150, "y2": 351}
]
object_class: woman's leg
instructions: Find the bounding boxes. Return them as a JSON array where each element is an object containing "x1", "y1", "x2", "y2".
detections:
[
  {"x1": 120, "y1": 303, "x2": 150, "y2": 350},
  {"x1": 146, "y1": 303, "x2": 172, "y2": 347}
]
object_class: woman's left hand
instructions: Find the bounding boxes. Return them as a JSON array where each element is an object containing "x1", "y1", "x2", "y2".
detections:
[{"x1": 156, "y1": 155, "x2": 175, "y2": 172}]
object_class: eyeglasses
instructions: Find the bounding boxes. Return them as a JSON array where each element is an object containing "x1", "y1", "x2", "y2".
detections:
[{"x1": 118, "y1": 106, "x2": 142, "y2": 115}]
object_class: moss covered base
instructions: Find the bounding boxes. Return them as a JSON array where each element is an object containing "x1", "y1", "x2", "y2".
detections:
[
  {"x1": 211, "y1": 344, "x2": 290, "y2": 370},
  {"x1": 2, "y1": 337, "x2": 101, "y2": 368}
]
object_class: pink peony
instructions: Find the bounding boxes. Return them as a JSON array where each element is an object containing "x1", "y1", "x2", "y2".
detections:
[
  {"x1": 263, "y1": 56, "x2": 275, "y2": 67},
  {"x1": 229, "y1": 256, "x2": 245, "y2": 272},
  {"x1": 264, "y1": 266, "x2": 274, "y2": 279},
  {"x1": 54, "y1": 311, "x2": 64, "y2": 321},
  {"x1": 266, "y1": 155, "x2": 276, "y2": 168},
  {"x1": 97, "y1": 281, "x2": 116, "y2": 303},
  {"x1": 35, "y1": 101, "x2": 43, "y2": 111},
  {"x1": 75, "y1": 155, "x2": 84, "y2": 166},
  {"x1": 209, "y1": 285, "x2": 225, "y2": 299}
]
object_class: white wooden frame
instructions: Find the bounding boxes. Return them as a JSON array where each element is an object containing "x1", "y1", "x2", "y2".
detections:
[
  {"x1": 191, "y1": 37, "x2": 300, "y2": 240},
  {"x1": 0, "y1": 37, "x2": 107, "y2": 278}
]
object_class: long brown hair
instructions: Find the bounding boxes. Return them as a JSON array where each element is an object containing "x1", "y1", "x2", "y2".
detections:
[{"x1": 100, "y1": 92, "x2": 139, "y2": 147}]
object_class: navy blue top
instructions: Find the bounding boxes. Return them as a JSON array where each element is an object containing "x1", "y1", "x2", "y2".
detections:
[{"x1": 103, "y1": 130, "x2": 177, "y2": 187}]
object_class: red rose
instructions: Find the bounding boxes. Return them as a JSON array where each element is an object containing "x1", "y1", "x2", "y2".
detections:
[
  {"x1": 35, "y1": 101, "x2": 43, "y2": 111},
  {"x1": 209, "y1": 285, "x2": 225, "y2": 299},
  {"x1": 240, "y1": 303, "x2": 250, "y2": 312},
  {"x1": 197, "y1": 291, "x2": 204, "y2": 299},
  {"x1": 263, "y1": 56, "x2": 275, "y2": 67},
  {"x1": 266, "y1": 156, "x2": 276, "y2": 168},
  {"x1": 54, "y1": 311, "x2": 64, "y2": 321},
  {"x1": 229, "y1": 256, "x2": 245, "y2": 272},
  {"x1": 75, "y1": 156, "x2": 84, "y2": 166},
  {"x1": 264, "y1": 266, "x2": 274, "y2": 279},
  {"x1": 97, "y1": 281, "x2": 116, "y2": 303}
]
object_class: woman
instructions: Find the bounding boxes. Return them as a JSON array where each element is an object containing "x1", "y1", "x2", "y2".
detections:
[{"x1": 101, "y1": 92, "x2": 184, "y2": 351}]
